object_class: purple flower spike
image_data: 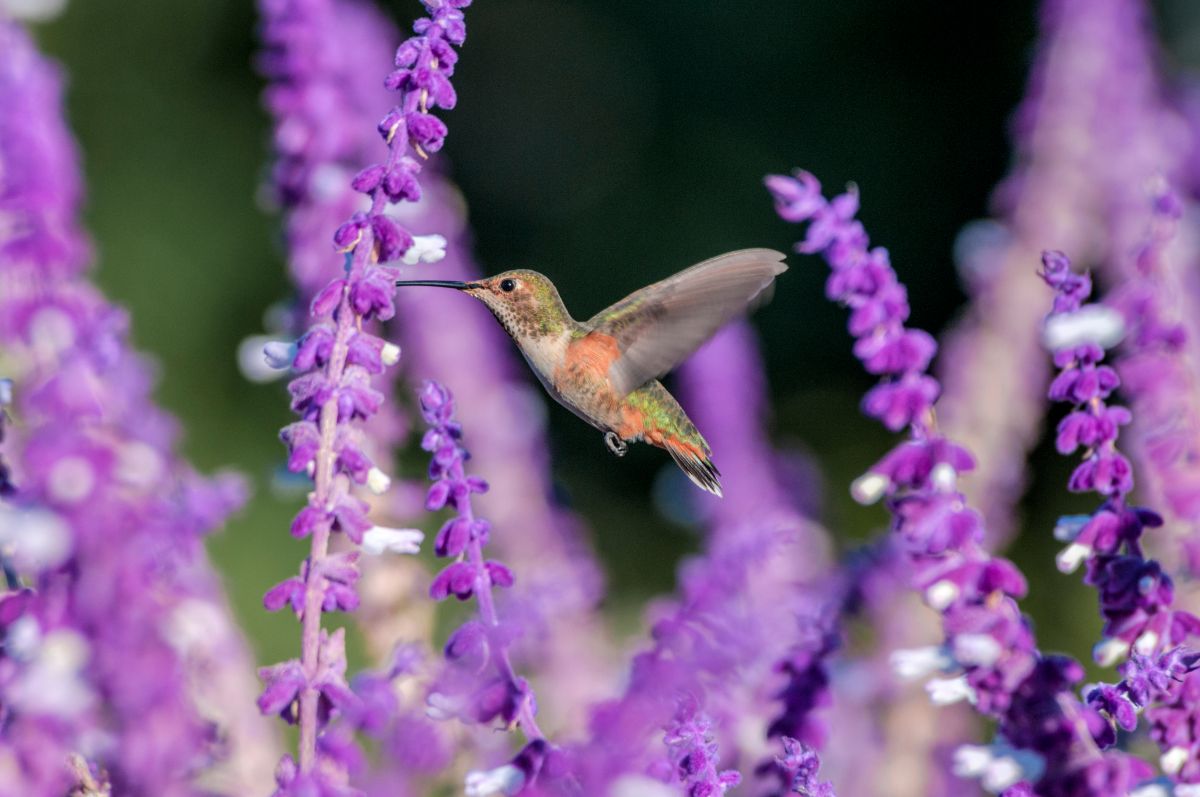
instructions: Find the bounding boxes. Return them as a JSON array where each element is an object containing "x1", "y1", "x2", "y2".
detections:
[
  {"x1": 0, "y1": 17, "x2": 275, "y2": 795},
  {"x1": 419, "y1": 380, "x2": 549, "y2": 787},
  {"x1": 257, "y1": 0, "x2": 473, "y2": 783},
  {"x1": 769, "y1": 170, "x2": 1156, "y2": 795},
  {"x1": 1042, "y1": 246, "x2": 1200, "y2": 785}
]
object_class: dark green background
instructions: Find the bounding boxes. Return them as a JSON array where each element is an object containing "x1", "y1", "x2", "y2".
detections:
[{"x1": 29, "y1": 1, "x2": 1200, "y2": 673}]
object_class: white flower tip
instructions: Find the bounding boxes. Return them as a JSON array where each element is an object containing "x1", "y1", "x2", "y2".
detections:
[
  {"x1": 10, "y1": 630, "x2": 95, "y2": 718},
  {"x1": 951, "y1": 745, "x2": 993, "y2": 778},
  {"x1": 925, "y1": 580, "x2": 960, "y2": 611},
  {"x1": 1, "y1": 0, "x2": 68, "y2": 23},
  {"x1": 953, "y1": 634, "x2": 1002, "y2": 668},
  {"x1": 1161, "y1": 746, "x2": 1189, "y2": 776},
  {"x1": 953, "y1": 219, "x2": 1012, "y2": 285},
  {"x1": 46, "y1": 457, "x2": 94, "y2": 505},
  {"x1": 1053, "y1": 515, "x2": 1090, "y2": 542},
  {"x1": 1093, "y1": 638, "x2": 1130, "y2": 667},
  {"x1": 930, "y1": 462, "x2": 957, "y2": 492},
  {"x1": 608, "y1": 776, "x2": 681, "y2": 797},
  {"x1": 164, "y1": 599, "x2": 226, "y2": 655},
  {"x1": 402, "y1": 234, "x2": 448, "y2": 266},
  {"x1": 465, "y1": 764, "x2": 525, "y2": 797},
  {"x1": 237, "y1": 335, "x2": 289, "y2": 383},
  {"x1": 1129, "y1": 785, "x2": 1171, "y2": 797},
  {"x1": 1055, "y1": 542, "x2": 1092, "y2": 574},
  {"x1": 360, "y1": 526, "x2": 424, "y2": 556},
  {"x1": 953, "y1": 743, "x2": 1044, "y2": 793},
  {"x1": 381, "y1": 342, "x2": 402, "y2": 366},
  {"x1": 925, "y1": 675, "x2": 977, "y2": 706},
  {"x1": 6, "y1": 617, "x2": 41, "y2": 661},
  {"x1": 425, "y1": 691, "x2": 456, "y2": 720},
  {"x1": 890, "y1": 646, "x2": 952, "y2": 680},
  {"x1": 366, "y1": 467, "x2": 392, "y2": 495},
  {"x1": 0, "y1": 506, "x2": 72, "y2": 571},
  {"x1": 0, "y1": 378, "x2": 12, "y2": 406},
  {"x1": 1042, "y1": 305, "x2": 1125, "y2": 351},
  {"x1": 262, "y1": 340, "x2": 297, "y2": 370},
  {"x1": 1134, "y1": 630, "x2": 1159, "y2": 655},
  {"x1": 116, "y1": 441, "x2": 165, "y2": 490},
  {"x1": 851, "y1": 472, "x2": 889, "y2": 505},
  {"x1": 982, "y1": 758, "x2": 1027, "y2": 793}
]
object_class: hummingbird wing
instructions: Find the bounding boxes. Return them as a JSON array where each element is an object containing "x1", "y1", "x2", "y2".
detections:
[{"x1": 585, "y1": 248, "x2": 787, "y2": 396}]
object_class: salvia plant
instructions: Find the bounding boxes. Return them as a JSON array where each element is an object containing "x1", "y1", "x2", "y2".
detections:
[{"x1": 4, "y1": 1, "x2": 1200, "y2": 796}]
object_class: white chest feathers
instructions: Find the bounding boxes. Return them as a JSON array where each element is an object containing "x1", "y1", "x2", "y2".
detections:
[{"x1": 516, "y1": 330, "x2": 573, "y2": 384}]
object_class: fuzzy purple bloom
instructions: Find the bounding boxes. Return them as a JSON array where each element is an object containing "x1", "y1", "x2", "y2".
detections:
[
  {"x1": 1104, "y1": 180, "x2": 1200, "y2": 580},
  {"x1": 768, "y1": 737, "x2": 835, "y2": 797},
  {"x1": 0, "y1": 17, "x2": 273, "y2": 796},
  {"x1": 663, "y1": 698, "x2": 742, "y2": 797}
]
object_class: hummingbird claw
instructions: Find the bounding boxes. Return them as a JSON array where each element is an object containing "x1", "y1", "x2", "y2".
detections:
[{"x1": 604, "y1": 431, "x2": 628, "y2": 457}]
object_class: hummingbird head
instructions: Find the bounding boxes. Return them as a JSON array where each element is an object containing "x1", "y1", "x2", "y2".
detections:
[
  {"x1": 464, "y1": 270, "x2": 571, "y2": 339},
  {"x1": 395, "y1": 269, "x2": 572, "y2": 339}
]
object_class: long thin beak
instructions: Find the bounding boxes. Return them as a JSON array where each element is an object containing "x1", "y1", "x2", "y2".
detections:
[{"x1": 394, "y1": 280, "x2": 475, "y2": 290}]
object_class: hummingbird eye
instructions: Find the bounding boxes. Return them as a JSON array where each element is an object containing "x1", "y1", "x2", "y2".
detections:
[{"x1": 499, "y1": 278, "x2": 517, "y2": 293}]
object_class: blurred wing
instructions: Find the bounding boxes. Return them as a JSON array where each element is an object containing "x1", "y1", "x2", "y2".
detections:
[{"x1": 585, "y1": 248, "x2": 787, "y2": 396}]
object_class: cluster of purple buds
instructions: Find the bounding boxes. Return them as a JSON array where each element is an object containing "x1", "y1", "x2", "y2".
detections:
[
  {"x1": 766, "y1": 172, "x2": 939, "y2": 434},
  {"x1": 1041, "y1": 250, "x2": 1200, "y2": 785},
  {"x1": 419, "y1": 381, "x2": 548, "y2": 794},
  {"x1": 332, "y1": 0, "x2": 468, "y2": 264},
  {"x1": 656, "y1": 697, "x2": 741, "y2": 796},
  {"x1": 768, "y1": 737, "x2": 835, "y2": 797},
  {"x1": 766, "y1": 169, "x2": 1168, "y2": 795}
]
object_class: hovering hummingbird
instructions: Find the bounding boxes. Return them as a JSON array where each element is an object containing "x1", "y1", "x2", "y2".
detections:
[{"x1": 395, "y1": 249, "x2": 787, "y2": 496}]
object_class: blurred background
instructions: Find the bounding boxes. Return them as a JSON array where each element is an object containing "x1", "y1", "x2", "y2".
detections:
[{"x1": 28, "y1": 0, "x2": 1200, "y2": 674}]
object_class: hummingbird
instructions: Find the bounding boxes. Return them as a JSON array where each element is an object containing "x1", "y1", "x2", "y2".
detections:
[{"x1": 395, "y1": 248, "x2": 787, "y2": 496}]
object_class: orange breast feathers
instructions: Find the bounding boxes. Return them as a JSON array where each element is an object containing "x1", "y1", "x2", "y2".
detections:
[
  {"x1": 556, "y1": 332, "x2": 622, "y2": 384},
  {"x1": 553, "y1": 333, "x2": 646, "y2": 436}
]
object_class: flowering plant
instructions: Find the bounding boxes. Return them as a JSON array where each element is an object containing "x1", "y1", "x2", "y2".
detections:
[{"x1": 5, "y1": 0, "x2": 1200, "y2": 795}]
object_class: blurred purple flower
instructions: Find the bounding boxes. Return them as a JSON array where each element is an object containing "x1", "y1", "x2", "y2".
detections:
[
  {"x1": 1103, "y1": 179, "x2": 1200, "y2": 581},
  {"x1": 662, "y1": 698, "x2": 741, "y2": 796},
  {"x1": 0, "y1": 17, "x2": 275, "y2": 796},
  {"x1": 936, "y1": 0, "x2": 1180, "y2": 549},
  {"x1": 767, "y1": 737, "x2": 835, "y2": 797}
]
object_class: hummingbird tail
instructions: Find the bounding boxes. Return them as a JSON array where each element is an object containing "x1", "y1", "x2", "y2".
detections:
[{"x1": 664, "y1": 438, "x2": 722, "y2": 497}]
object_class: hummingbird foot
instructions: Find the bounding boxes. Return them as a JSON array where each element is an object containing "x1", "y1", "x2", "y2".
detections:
[{"x1": 604, "y1": 431, "x2": 628, "y2": 457}]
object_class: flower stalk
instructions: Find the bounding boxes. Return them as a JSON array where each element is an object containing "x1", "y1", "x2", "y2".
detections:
[{"x1": 257, "y1": 0, "x2": 471, "y2": 786}]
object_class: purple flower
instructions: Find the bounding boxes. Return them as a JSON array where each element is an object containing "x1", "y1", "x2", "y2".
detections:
[
  {"x1": 933, "y1": 0, "x2": 1170, "y2": 551},
  {"x1": 418, "y1": 381, "x2": 547, "y2": 789},
  {"x1": 0, "y1": 17, "x2": 274, "y2": 795},
  {"x1": 768, "y1": 737, "x2": 835, "y2": 797},
  {"x1": 769, "y1": 170, "x2": 1155, "y2": 795},
  {"x1": 256, "y1": 0, "x2": 472, "y2": 784},
  {"x1": 663, "y1": 698, "x2": 741, "y2": 796},
  {"x1": 1041, "y1": 249, "x2": 1200, "y2": 784}
]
